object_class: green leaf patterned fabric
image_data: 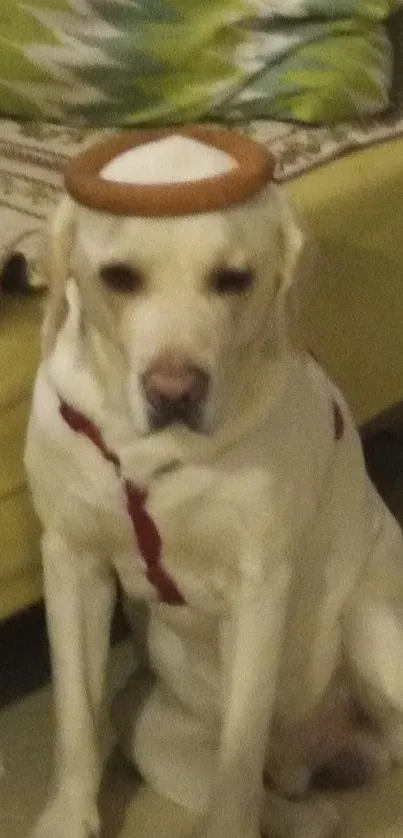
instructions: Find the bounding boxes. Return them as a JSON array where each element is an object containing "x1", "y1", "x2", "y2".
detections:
[
  {"x1": 219, "y1": 17, "x2": 394, "y2": 123},
  {"x1": 0, "y1": 1, "x2": 399, "y2": 126}
]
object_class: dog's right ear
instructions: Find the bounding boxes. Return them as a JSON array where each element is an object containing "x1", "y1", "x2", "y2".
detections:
[
  {"x1": 41, "y1": 195, "x2": 76, "y2": 357},
  {"x1": 271, "y1": 184, "x2": 315, "y2": 352}
]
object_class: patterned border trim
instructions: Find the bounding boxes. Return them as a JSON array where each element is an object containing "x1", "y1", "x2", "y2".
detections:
[
  {"x1": 0, "y1": 109, "x2": 403, "y2": 205},
  {"x1": 237, "y1": 108, "x2": 403, "y2": 181},
  {"x1": 1, "y1": 109, "x2": 403, "y2": 288}
]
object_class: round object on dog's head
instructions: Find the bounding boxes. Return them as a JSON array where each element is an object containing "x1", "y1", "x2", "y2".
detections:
[{"x1": 64, "y1": 126, "x2": 276, "y2": 218}]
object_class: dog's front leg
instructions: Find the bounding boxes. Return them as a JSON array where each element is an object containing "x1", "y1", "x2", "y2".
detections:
[
  {"x1": 32, "y1": 531, "x2": 116, "y2": 838},
  {"x1": 201, "y1": 560, "x2": 291, "y2": 838}
]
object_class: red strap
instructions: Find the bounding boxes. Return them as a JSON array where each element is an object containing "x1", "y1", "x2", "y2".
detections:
[
  {"x1": 332, "y1": 399, "x2": 345, "y2": 441},
  {"x1": 125, "y1": 482, "x2": 185, "y2": 605},
  {"x1": 59, "y1": 401, "x2": 185, "y2": 605}
]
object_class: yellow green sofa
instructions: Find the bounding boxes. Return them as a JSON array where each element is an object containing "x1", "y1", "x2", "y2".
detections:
[{"x1": 1, "y1": 3, "x2": 403, "y2": 621}]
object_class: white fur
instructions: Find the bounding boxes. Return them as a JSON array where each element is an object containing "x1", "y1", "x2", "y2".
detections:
[{"x1": 25, "y1": 178, "x2": 403, "y2": 838}]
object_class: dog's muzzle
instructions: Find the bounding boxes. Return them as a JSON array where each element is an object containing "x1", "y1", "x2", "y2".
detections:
[{"x1": 142, "y1": 352, "x2": 210, "y2": 432}]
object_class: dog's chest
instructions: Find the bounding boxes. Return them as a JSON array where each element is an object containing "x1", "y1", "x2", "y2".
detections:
[
  {"x1": 146, "y1": 606, "x2": 221, "y2": 717},
  {"x1": 26, "y1": 372, "x2": 194, "y2": 603}
]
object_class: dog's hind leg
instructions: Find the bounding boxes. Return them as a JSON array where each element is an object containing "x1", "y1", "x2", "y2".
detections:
[
  {"x1": 343, "y1": 502, "x2": 403, "y2": 768},
  {"x1": 344, "y1": 593, "x2": 403, "y2": 766}
]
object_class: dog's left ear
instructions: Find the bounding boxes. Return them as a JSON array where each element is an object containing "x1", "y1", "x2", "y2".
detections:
[
  {"x1": 41, "y1": 195, "x2": 77, "y2": 357},
  {"x1": 273, "y1": 184, "x2": 310, "y2": 349},
  {"x1": 275, "y1": 185, "x2": 305, "y2": 289}
]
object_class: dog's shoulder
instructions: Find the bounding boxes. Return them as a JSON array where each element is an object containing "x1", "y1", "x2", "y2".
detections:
[
  {"x1": 25, "y1": 365, "x2": 127, "y2": 542},
  {"x1": 224, "y1": 356, "x2": 343, "y2": 494}
]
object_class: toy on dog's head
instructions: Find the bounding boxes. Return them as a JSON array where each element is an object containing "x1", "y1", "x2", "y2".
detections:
[{"x1": 64, "y1": 125, "x2": 275, "y2": 218}]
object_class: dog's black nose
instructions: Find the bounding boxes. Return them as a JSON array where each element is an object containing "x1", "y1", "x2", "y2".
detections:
[{"x1": 143, "y1": 352, "x2": 209, "y2": 431}]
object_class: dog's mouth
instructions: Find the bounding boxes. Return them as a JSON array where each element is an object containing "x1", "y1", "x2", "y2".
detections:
[
  {"x1": 147, "y1": 396, "x2": 207, "y2": 434},
  {"x1": 143, "y1": 362, "x2": 210, "y2": 434}
]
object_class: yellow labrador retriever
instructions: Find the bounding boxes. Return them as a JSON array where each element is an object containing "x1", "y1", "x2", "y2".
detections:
[{"x1": 25, "y1": 133, "x2": 403, "y2": 838}]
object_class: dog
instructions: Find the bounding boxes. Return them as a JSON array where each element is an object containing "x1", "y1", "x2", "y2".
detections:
[{"x1": 25, "y1": 142, "x2": 403, "y2": 838}]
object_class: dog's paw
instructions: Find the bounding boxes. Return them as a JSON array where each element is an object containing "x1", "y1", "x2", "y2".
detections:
[
  {"x1": 288, "y1": 800, "x2": 339, "y2": 838},
  {"x1": 260, "y1": 791, "x2": 339, "y2": 838},
  {"x1": 199, "y1": 832, "x2": 260, "y2": 838},
  {"x1": 31, "y1": 791, "x2": 100, "y2": 838},
  {"x1": 192, "y1": 823, "x2": 260, "y2": 838}
]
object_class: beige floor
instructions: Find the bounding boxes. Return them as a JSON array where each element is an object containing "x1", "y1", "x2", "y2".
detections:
[
  {"x1": 0, "y1": 642, "x2": 198, "y2": 838},
  {"x1": 0, "y1": 641, "x2": 403, "y2": 838}
]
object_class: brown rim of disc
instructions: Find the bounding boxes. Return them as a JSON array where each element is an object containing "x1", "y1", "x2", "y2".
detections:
[{"x1": 64, "y1": 125, "x2": 276, "y2": 217}]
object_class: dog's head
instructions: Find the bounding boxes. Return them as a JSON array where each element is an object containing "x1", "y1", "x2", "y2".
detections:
[{"x1": 43, "y1": 178, "x2": 306, "y2": 437}]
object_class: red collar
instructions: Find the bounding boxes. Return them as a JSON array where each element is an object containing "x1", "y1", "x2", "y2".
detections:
[{"x1": 59, "y1": 401, "x2": 185, "y2": 606}]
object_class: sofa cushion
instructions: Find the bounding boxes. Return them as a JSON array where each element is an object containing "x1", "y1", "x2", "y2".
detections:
[
  {"x1": 0, "y1": 293, "x2": 43, "y2": 619},
  {"x1": 0, "y1": 1, "x2": 398, "y2": 127},
  {"x1": 222, "y1": 17, "x2": 393, "y2": 123}
]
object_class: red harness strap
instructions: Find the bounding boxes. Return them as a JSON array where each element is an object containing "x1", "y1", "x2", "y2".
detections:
[
  {"x1": 59, "y1": 401, "x2": 185, "y2": 606},
  {"x1": 332, "y1": 399, "x2": 345, "y2": 441}
]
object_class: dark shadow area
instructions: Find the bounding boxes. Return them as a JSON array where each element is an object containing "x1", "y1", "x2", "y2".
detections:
[
  {"x1": 99, "y1": 749, "x2": 141, "y2": 838},
  {"x1": 0, "y1": 592, "x2": 129, "y2": 709}
]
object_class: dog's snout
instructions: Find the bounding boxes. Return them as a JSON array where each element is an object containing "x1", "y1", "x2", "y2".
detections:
[
  {"x1": 142, "y1": 352, "x2": 209, "y2": 431},
  {"x1": 144, "y1": 355, "x2": 205, "y2": 401}
]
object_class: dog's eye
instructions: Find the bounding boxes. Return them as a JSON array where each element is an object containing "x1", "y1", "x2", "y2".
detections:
[
  {"x1": 100, "y1": 263, "x2": 143, "y2": 294},
  {"x1": 210, "y1": 266, "x2": 254, "y2": 295}
]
